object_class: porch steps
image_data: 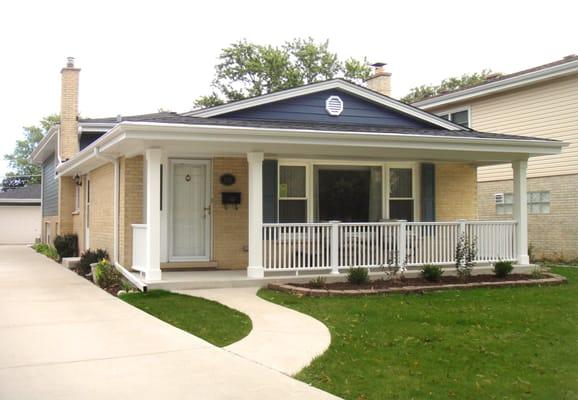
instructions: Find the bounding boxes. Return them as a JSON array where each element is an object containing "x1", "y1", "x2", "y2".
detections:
[{"x1": 160, "y1": 261, "x2": 218, "y2": 271}]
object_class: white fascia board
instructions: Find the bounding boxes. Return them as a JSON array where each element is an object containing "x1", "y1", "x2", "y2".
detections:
[
  {"x1": 183, "y1": 80, "x2": 466, "y2": 131},
  {"x1": 415, "y1": 60, "x2": 578, "y2": 109},
  {"x1": 30, "y1": 126, "x2": 58, "y2": 164},
  {"x1": 55, "y1": 121, "x2": 564, "y2": 177},
  {"x1": 78, "y1": 122, "x2": 116, "y2": 134},
  {"x1": 0, "y1": 198, "x2": 41, "y2": 204}
]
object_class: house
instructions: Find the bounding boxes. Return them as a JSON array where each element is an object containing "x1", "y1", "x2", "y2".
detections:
[
  {"x1": 30, "y1": 58, "x2": 564, "y2": 285},
  {"x1": 0, "y1": 183, "x2": 41, "y2": 244},
  {"x1": 414, "y1": 55, "x2": 578, "y2": 261}
]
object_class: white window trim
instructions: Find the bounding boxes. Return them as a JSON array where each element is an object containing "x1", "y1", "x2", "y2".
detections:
[
  {"x1": 436, "y1": 106, "x2": 471, "y2": 128},
  {"x1": 277, "y1": 163, "x2": 310, "y2": 222},
  {"x1": 276, "y1": 159, "x2": 421, "y2": 222},
  {"x1": 385, "y1": 162, "x2": 420, "y2": 221}
]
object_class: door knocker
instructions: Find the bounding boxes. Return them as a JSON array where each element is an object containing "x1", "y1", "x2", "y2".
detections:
[{"x1": 185, "y1": 174, "x2": 191, "y2": 182}]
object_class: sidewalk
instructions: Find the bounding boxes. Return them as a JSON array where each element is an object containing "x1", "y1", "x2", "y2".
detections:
[
  {"x1": 0, "y1": 246, "x2": 339, "y2": 400},
  {"x1": 179, "y1": 287, "x2": 331, "y2": 376}
]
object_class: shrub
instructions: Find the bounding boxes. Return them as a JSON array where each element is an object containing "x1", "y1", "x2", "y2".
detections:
[
  {"x1": 347, "y1": 267, "x2": 369, "y2": 285},
  {"x1": 421, "y1": 264, "x2": 444, "y2": 282},
  {"x1": 455, "y1": 233, "x2": 477, "y2": 280},
  {"x1": 33, "y1": 243, "x2": 59, "y2": 261},
  {"x1": 78, "y1": 248, "x2": 110, "y2": 276},
  {"x1": 309, "y1": 276, "x2": 326, "y2": 289},
  {"x1": 93, "y1": 259, "x2": 122, "y2": 289},
  {"x1": 530, "y1": 267, "x2": 542, "y2": 279},
  {"x1": 53, "y1": 234, "x2": 78, "y2": 260},
  {"x1": 493, "y1": 260, "x2": 514, "y2": 278}
]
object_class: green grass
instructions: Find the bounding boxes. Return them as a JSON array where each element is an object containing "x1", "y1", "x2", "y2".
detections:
[
  {"x1": 259, "y1": 267, "x2": 578, "y2": 400},
  {"x1": 120, "y1": 290, "x2": 252, "y2": 347}
]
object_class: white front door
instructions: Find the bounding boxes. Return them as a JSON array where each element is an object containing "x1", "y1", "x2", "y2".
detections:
[{"x1": 169, "y1": 160, "x2": 211, "y2": 261}]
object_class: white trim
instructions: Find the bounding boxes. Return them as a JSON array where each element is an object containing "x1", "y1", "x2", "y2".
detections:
[
  {"x1": 114, "y1": 262, "x2": 147, "y2": 292},
  {"x1": 30, "y1": 126, "x2": 58, "y2": 164},
  {"x1": 184, "y1": 79, "x2": 466, "y2": 131},
  {"x1": 0, "y1": 198, "x2": 40, "y2": 204},
  {"x1": 415, "y1": 59, "x2": 578, "y2": 109},
  {"x1": 168, "y1": 159, "x2": 212, "y2": 262},
  {"x1": 54, "y1": 121, "x2": 566, "y2": 177},
  {"x1": 385, "y1": 163, "x2": 420, "y2": 221}
]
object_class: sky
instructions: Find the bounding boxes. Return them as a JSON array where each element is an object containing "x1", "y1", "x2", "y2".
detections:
[{"x1": 0, "y1": 0, "x2": 576, "y2": 178}]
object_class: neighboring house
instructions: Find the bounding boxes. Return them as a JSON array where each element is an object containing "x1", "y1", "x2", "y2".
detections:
[
  {"x1": 414, "y1": 55, "x2": 577, "y2": 261},
  {"x1": 30, "y1": 58, "x2": 563, "y2": 283},
  {"x1": 0, "y1": 184, "x2": 41, "y2": 244}
]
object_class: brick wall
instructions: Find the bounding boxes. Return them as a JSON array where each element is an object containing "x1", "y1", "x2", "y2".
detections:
[
  {"x1": 436, "y1": 163, "x2": 478, "y2": 221},
  {"x1": 88, "y1": 163, "x2": 114, "y2": 254},
  {"x1": 478, "y1": 174, "x2": 578, "y2": 261},
  {"x1": 59, "y1": 67, "x2": 80, "y2": 160},
  {"x1": 212, "y1": 158, "x2": 248, "y2": 268},
  {"x1": 118, "y1": 156, "x2": 144, "y2": 267}
]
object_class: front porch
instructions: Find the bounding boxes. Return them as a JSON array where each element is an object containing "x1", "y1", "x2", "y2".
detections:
[{"x1": 129, "y1": 148, "x2": 530, "y2": 284}]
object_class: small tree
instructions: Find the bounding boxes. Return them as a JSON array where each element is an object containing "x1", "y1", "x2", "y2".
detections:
[
  {"x1": 455, "y1": 233, "x2": 477, "y2": 280},
  {"x1": 3, "y1": 114, "x2": 60, "y2": 185}
]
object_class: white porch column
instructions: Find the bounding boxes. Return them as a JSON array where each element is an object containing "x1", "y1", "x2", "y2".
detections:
[
  {"x1": 145, "y1": 148, "x2": 162, "y2": 281},
  {"x1": 512, "y1": 160, "x2": 530, "y2": 265},
  {"x1": 247, "y1": 152, "x2": 264, "y2": 278}
]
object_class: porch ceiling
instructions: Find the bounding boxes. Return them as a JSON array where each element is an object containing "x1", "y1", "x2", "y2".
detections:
[{"x1": 56, "y1": 121, "x2": 564, "y2": 176}]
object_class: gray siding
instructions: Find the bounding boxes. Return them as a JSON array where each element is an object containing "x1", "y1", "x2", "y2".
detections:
[{"x1": 42, "y1": 153, "x2": 58, "y2": 217}]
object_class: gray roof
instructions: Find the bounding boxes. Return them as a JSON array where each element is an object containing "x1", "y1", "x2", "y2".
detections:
[
  {"x1": 0, "y1": 183, "x2": 41, "y2": 200},
  {"x1": 82, "y1": 113, "x2": 554, "y2": 142}
]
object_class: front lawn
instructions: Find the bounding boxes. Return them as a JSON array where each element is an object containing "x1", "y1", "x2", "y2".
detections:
[
  {"x1": 120, "y1": 290, "x2": 252, "y2": 347},
  {"x1": 259, "y1": 267, "x2": 578, "y2": 399}
]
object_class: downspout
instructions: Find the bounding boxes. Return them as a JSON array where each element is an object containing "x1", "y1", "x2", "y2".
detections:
[{"x1": 93, "y1": 147, "x2": 119, "y2": 263}]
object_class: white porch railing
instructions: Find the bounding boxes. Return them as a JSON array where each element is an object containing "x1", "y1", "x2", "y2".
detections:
[
  {"x1": 132, "y1": 224, "x2": 147, "y2": 272},
  {"x1": 262, "y1": 220, "x2": 517, "y2": 272}
]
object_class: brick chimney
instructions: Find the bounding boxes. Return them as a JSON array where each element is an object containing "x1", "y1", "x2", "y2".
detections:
[
  {"x1": 366, "y1": 62, "x2": 391, "y2": 97},
  {"x1": 59, "y1": 57, "x2": 80, "y2": 161}
]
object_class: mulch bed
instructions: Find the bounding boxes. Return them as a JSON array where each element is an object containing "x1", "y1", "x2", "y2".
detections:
[{"x1": 269, "y1": 273, "x2": 567, "y2": 297}]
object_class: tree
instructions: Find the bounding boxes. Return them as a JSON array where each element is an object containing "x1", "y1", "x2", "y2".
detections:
[
  {"x1": 401, "y1": 70, "x2": 501, "y2": 104},
  {"x1": 3, "y1": 114, "x2": 59, "y2": 188},
  {"x1": 194, "y1": 38, "x2": 372, "y2": 108}
]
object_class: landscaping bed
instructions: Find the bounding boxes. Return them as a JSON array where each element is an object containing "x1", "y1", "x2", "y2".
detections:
[{"x1": 270, "y1": 272, "x2": 566, "y2": 296}]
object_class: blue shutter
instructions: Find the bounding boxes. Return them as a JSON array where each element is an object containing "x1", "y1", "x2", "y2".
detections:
[
  {"x1": 421, "y1": 164, "x2": 436, "y2": 222},
  {"x1": 262, "y1": 159, "x2": 278, "y2": 223}
]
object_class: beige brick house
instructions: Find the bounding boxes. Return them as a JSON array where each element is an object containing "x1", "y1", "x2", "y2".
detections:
[
  {"x1": 31, "y1": 59, "x2": 563, "y2": 287},
  {"x1": 415, "y1": 55, "x2": 577, "y2": 261}
]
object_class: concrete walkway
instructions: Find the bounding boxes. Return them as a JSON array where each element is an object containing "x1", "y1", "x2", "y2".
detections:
[
  {"x1": 0, "y1": 246, "x2": 339, "y2": 400},
  {"x1": 179, "y1": 287, "x2": 331, "y2": 376}
]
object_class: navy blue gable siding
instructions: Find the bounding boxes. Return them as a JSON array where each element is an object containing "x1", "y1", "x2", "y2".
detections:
[
  {"x1": 79, "y1": 133, "x2": 105, "y2": 150},
  {"x1": 42, "y1": 153, "x2": 58, "y2": 217},
  {"x1": 218, "y1": 89, "x2": 438, "y2": 129}
]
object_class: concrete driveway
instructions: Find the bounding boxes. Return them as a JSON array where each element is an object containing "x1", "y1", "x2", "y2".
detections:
[{"x1": 0, "y1": 246, "x2": 339, "y2": 400}]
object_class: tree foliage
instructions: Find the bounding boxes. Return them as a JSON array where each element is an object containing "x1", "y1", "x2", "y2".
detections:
[
  {"x1": 195, "y1": 38, "x2": 372, "y2": 108},
  {"x1": 3, "y1": 114, "x2": 60, "y2": 188},
  {"x1": 401, "y1": 70, "x2": 501, "y2": 104}
]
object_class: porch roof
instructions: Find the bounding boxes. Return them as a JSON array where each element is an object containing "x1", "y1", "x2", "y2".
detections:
[{"x1": 55, "y1": 119, "x2": 565, "y2": 176}]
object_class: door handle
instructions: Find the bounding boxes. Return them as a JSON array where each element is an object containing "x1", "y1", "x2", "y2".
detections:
[{"x1": 204, "y1": 205, "x2": 211, "y2": 216}]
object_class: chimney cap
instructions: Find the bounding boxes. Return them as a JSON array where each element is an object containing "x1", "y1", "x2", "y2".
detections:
[
  {"x1": 371, "y1": 62, "x2": 387, "y2": 68},
  {"x1": 66, "y1": 57, "x2": 75, "y2": 68}
]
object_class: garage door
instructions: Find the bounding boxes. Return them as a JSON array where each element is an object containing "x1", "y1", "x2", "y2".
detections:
[{"x1": 0, "y1": 206, "x2": 41, "y2": 244}]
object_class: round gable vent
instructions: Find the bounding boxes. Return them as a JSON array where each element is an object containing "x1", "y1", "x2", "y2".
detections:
[{"x1": 325, "y1": 95, "x2": 344, "y2": 116}]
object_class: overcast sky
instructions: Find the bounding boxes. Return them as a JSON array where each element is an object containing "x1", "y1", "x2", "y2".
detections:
[{"x1": 0, "y1": 0, "x2": 575, "y2": 178}]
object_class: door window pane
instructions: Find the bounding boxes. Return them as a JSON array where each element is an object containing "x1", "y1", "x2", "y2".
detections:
[
  {"x1": 390, "y1": 168, "x2": 413, "y2": 198},
  {"x1": 279, "y1": 166, "x2": 306, "y2": 198}
]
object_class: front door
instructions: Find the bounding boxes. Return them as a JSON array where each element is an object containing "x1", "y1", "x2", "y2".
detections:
[{"x1": 169, "y1": 160, "x2": 211, "y2": 261}]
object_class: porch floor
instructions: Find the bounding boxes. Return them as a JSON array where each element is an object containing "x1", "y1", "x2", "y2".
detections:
[{"x1": 132, "y1": 265, "x2": 535, "y2": 291}]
